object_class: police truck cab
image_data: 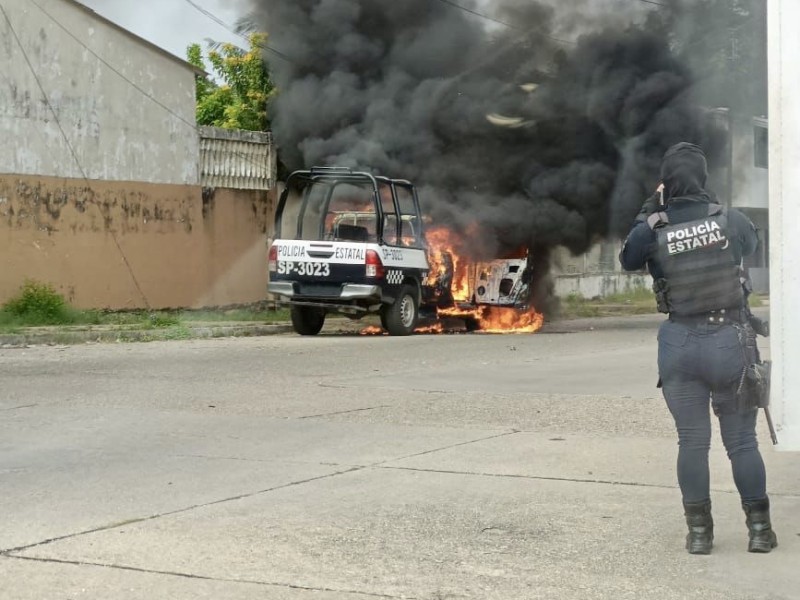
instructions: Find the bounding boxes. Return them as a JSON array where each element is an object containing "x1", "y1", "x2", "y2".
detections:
[{"x1": 268, "y1": 167, "x2": 430, "y2": 336}]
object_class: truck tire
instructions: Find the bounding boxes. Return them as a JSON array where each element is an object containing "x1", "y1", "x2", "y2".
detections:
[
  {"x1": 290, "y1": 306, "x2": 326, "y2": 336},
  {"x1": 382, "y1": 285, "x2": 418, "y2": 336}
]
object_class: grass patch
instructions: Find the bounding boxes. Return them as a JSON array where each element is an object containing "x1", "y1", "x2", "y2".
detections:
[
  {"x1": 0, "y1": 321, "x2": 23, "y2": 334},
  {"x1": 2, "y1": 280, "x2": 77, "y2": 326},
  {"x1": 150, "y1": 324, "x2": 193, "y2": 341},
  {"x1": 601, "y1": 287, "x2": 656, "y2": 305},
  {"x1": 557, "y1": 288, "x2": 767, "y2": 320},
  {"x1": 557, "y1": 287, "x2": 657, "y2": 320},
  {"x1": 748, "y1": 294, "x2": 765, "y2": 308},
  {"x1": 80, "y1": 308, "x2": 291, "y2": 329},
  {"x1": 560, "y1": 294, "x2": 602, "y2": 319},
  {"x1": 0, "y1": 282, "x2": 291, "y2": 335}
]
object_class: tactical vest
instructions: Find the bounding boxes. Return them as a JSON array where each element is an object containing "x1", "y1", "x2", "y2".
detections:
[{"x1": 647, "y1": 204, "x2": 743, "y2": 316}]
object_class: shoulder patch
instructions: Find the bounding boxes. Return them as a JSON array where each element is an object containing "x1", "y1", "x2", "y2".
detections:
[{"x1": 647, "y1": 211, "x2": 669, "y2": 230}]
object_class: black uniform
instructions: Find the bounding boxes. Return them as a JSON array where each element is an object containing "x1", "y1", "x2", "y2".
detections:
[{"x1": 620, "y1": 143, "x2": 776, "y2": 554}]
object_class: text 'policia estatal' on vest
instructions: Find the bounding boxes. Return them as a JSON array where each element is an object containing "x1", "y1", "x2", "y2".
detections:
[{"x1": 665, "y1": 219, "x2": 727, "y2": 255}]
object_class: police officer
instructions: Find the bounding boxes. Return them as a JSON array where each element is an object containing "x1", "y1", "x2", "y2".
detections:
[{"x1": 620, "y1": 142, "x2": 778, "y2": 555}]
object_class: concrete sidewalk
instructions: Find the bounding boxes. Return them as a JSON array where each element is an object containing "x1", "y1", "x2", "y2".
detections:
[
  {"x1": 0, "y1": 320, "x2": 295, "y2": 347},
  {"x1": 0, "y1": 314, "x2": 795, "y2": 599}
]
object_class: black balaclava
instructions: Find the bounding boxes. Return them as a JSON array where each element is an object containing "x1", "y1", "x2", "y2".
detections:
[{"x1": 660, "y1": 142, "x2": 711, "y2": 202}]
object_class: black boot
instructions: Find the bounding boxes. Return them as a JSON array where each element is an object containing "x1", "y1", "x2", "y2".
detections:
[
  {"x1": 683, "y1": 501, "x2": 714, "y2": 555},
  {"x1": 742, "y1": 498, "x2": 778, "y2": 553}
]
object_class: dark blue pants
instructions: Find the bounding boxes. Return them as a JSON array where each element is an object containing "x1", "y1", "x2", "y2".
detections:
[{"x1": 657, "y1": 319, "x2": 767, "y2": 504}]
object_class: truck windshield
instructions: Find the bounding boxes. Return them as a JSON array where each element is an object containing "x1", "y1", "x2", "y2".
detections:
[{"x1": 279, "y1": 180, "x2": 379, "y2": 242}]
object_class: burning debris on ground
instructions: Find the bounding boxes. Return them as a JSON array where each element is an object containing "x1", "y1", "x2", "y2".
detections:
[{"x1": 249, "y1": 0, "x2": 734, "y2": 325}]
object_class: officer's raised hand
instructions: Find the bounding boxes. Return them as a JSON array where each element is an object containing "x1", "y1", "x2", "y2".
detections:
[{"x1": 636, "y1": 183, "x2": 665, "y2": 222}]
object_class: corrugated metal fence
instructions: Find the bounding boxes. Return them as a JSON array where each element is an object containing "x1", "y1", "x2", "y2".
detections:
[{"x1": 199, "y1": 126, "x2": 276, "y2": 190}]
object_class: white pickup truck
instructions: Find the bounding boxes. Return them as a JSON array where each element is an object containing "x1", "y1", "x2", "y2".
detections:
[{"x1": 268, "y1": 167, "x2": 533, "y2": 336}]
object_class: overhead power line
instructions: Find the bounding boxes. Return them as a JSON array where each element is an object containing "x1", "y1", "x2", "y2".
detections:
[
  {"x1": 433, "y1": 0, "x2": 576, "y2": 46},
  {"x1": 434, "y1": 0, "x2": 667, "y2": 41},
  {"x1": 33, "y1": 0, "x2": 198, "y2": 129},
  {"x1": 182, "y1": 0, "x2": 237, "y2": 34},
  {"x1": 0, "y1": 4, "x2": 87, "y2": 180},
  {"x1": 183, "y1": 0, "x2": 581, "y2": 51},
  {"x1": 180, "y1": 0, "x2": 297, "y2": 64},
  {"x1": 435, "y1": 0, "x2": 525, "y2": 32}
]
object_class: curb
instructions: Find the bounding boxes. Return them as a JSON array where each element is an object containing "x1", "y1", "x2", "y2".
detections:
[
  {"x1": 0, "y1": 308, "x2": 769, "y2": 348},
  {"x1": 0, "y1": 315, "x2": 655, "y2": 348},
  {"x1": 0, "y1": 323, "x2": 296, "y2": 348}
]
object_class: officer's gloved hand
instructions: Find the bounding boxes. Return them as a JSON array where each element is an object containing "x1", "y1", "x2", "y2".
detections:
[{"x1": 635, "y1": 184, "x2": 665, "y2": 223}]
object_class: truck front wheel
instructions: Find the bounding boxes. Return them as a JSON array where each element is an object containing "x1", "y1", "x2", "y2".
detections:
[
  {"x1": 382, "y1": 285, "x2": 418, "y2": 336},
  {"x1": 290, "y1": 306, "x2": 326, "y2": 336}
]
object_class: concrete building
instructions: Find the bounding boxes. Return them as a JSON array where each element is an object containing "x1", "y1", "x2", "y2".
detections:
[
  {"x1": 715, "y1": 110, "x2": 770, "y2": 292},
  {"x1": 0, "y1": 0, "x2": 202, "y2": 184},
  {"x1": 554, "y1": 112, "x2": 771, "y2": 299},
  {"x1": 0, "y1": 0, "x2": 278, "y2": 310}
]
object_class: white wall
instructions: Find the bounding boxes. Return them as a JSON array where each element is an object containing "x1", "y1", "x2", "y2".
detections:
[
  {"x1": 0, "y1": 0, "x2": 199, "y2": 184},
  {"x1": 554, "y1": 273, "x2": 650, "y2": 300},
  {"x1": 730, "y1": 117, "x2": 769, "y2": 211},
  {"x1": 553, "y1": 242, "x2": 650, "y2": 299},
  {"x1": 768, "y1": 0, "x2": 800, "y2": 451}
]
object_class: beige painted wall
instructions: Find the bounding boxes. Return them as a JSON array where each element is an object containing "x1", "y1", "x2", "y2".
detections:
[{"x1": 0, "y1": 175, "x2": 274, "y2": 309}]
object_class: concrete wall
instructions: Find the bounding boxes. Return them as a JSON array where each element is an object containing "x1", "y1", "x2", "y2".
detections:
[
  {"x1": 730, "y1": 117, "x2": 769, "y2": 211},
  {"x1": 0, "y1": 0, "x2": 199, "y2": 184},
  {"x1": 555, "y1": 238, "x2": 769, "y2": 296},
  {"x1": 0, "y1": 174, "x2": 273, "y2": 309},
  {"x1": 554, "y1": 272, "x2": 650, "y2": 300},
  {"x1": 553, "y1": 242, "x2": 620, "y2": 277},
  {"x1": 768, "y1": 0, "x2": 800, "y2": 450},
  {"x1": 552, "y1": 242, "x2": 652, "y2": 299}
]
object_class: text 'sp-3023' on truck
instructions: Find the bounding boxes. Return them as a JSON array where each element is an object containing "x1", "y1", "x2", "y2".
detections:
[{"x1": 268, "y1": 167, "x2": 431, "y2": 336}]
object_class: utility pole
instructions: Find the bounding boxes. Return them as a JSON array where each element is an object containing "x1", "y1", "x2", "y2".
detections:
[{"x1": 768, "y1": 0, "x2": 800, "y2": 451}]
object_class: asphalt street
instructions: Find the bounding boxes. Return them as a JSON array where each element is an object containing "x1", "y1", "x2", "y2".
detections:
[{"x1": 1, "y1": 315, "x2": 798, "y2": 599}]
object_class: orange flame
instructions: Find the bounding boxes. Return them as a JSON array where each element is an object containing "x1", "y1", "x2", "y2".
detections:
[
  {"x1": 474, "y1": 306, "x2": 544, "y2": 333},
  {"x1": 413, "y1": 322, "x2": 445, "y2": 334},
  {"x1": 360, "y1": 326, "x2": 386, "y2": 336},
  {"x1": 439, "y1": 305, "x2": 544, "y2": 334},
  {"x1": 359, "y1": 225, "x2": 544, "y2": 336},
  {"x1": 426, "y1": 225, "x2": 544, "y2": 334},
  {"x1": 358, "y1": 306, "x2": 543, "y2": 335},
  {"x1": 424, "y1": 226, "x2": 472, "y2": 302}
]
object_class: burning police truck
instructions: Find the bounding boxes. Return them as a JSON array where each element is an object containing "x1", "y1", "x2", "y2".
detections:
[{"x1": 268, "y1": 167, "x2": 543, "y2": 336}]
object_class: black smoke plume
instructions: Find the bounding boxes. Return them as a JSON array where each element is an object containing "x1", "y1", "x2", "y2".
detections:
[{"x1": 245, "y1": 0, "x2": 726, "y2": 310}]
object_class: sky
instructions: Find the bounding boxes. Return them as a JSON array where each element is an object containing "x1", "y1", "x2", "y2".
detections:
[{"x1": 77, "y1": 0, "x2": 249, "y2": 63}]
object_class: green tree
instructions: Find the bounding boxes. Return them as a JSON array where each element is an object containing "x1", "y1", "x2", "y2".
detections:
[{"x1": 187, "y1": 33, "x2": 276, "y2": 131}]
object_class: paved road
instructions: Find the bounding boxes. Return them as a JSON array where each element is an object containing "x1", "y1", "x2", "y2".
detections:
[{"x1": 1, "y1": 317, "x2": 798, "y2": 599}]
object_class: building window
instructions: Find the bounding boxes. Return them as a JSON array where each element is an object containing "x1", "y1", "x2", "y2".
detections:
[
  {"x1": 754, "y1": 126, "x2": 769, "y2": 169},
  {"x1": 741, "y1": 208, "x2": 769, "y2": 269}
]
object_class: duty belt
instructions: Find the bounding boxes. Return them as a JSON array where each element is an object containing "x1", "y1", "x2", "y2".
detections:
[{"x1": 670, "y1": 307, "x2": 747, "y2": 326}]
